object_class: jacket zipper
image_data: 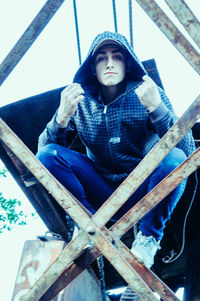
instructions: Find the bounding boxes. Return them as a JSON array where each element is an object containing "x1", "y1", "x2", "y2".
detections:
[{"x1": 103, "y1": 105, "x2": 115, "y2": 163}]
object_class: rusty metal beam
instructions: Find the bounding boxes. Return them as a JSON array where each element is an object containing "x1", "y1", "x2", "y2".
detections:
[
  {"x1": 0, "y1": 119, "x2": 157, "y2": 301},
  {"x1": 0, "y1": 0, "x2": 66, "y2": 86},
  {"x1": 42, "y1": 147, "x2": 200, "y2": 301},
  {"x1": 0, "y1": 0, "x2": 199, "y2": 298},
  {"x1": 21, "y1": 230, "x2": 156, "y2": 300},
  {"x1": 0, "y1": 93, "x2": 200, "y2": 300},
  {"x1": 111, "y1": 147, "x2": 200, "y2": 237},
  {"x1": 164, "y1": 0, "x2": 200, "y2": 48},
  {"x1": 42, "y1": 243, "x2": 180, "y2": 301},
  {"x1": 92, "y1": 94, "x2": 200, "y2": 228},
  {"x1": 40, "y1": 245, "x2": 101, "y2": 300},
  {"x1": 135, "y1": 0, "x2": 200, "y2": 75}
]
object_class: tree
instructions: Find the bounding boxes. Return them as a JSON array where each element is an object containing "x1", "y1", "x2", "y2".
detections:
[{"x1": 0, "y1": 167, "x2": 30, "y2": 233}]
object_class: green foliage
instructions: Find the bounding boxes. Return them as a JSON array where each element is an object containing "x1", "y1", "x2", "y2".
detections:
[
  {"x1": 0, "y1": 192, "x2": 27, "y2": 233},
  {"x1": 0, "y1": 167, "x2": 30, "y2": 233},
  {"x1": 0, "y1": 168, "x2": 7, "y2": 177}
]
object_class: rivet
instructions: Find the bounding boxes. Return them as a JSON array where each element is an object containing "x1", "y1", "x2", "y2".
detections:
[{"x1": 86, "y1": 226, "x2": 96, "y2": 236}]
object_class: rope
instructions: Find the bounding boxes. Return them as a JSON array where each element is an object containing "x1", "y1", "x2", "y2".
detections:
[
  {"x1": 112, "y1": 0, "x2": 118, "y2": 33},
  {"x1": 72, "y1": 0, "x2": 82, "y2": 65},
  {"x1": 162, "y1": 170, "x2": 199, "y2": 264},
  {"x1": 128, "y1": 0, "x2": 134, "y2": 48}
]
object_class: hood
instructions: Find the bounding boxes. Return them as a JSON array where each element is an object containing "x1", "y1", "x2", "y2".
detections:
[{"x1": 73, "y1": 31, "x2": 146, "y2": 97}]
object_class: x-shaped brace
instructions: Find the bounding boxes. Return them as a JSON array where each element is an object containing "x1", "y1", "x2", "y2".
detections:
[{"x1": 0, "y1": 94, "x2": 200, "y2": 301}]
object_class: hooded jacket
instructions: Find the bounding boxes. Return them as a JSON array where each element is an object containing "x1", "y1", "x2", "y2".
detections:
[{"x1": 38, "y1": 31, "x2": 195, "y2": 185}]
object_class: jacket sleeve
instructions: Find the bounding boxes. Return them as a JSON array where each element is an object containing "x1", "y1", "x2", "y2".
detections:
[
  {"x1": 148, "y1": 87, "x2": 196, "y2": 157},
  {"x1": 38, "y1": 111, "x2": 78, "y2": 150}
]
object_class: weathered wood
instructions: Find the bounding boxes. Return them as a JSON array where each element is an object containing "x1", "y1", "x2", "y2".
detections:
[
  {"x1": 11, "y1": 239, "x2": 110, "y2": 301},
  {"x1": 20, "y1": 232, "x2": 90, "y2": 300},
  {"x1": 19, "y1": 145, "x2": 200, "y2": 301},
  {"x1": 19, "y1": 227, "x2": 156, "y2": 300},
  {"x1": 11, "y1": 240, "x2": 65, "y2": 301}
]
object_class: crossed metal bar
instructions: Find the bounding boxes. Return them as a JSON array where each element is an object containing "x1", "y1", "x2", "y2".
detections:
[
  {"x1": 0, "y1": 0, "x2": 66, "y2": 86},
  {"x1": 0, "y1": 93, "x2": 200, "y2": 300},
  {"x1": 164, "y1": 0, "x2": 200, "y2": 49},
  {"x1": 0, "y1": 0, "x2": 200, "y2": 87},
  {"x1": 1, "y1": 0, "x2": 200, "y2": 300},
  {"x1": 136, "y1": 0, "x2": 200, "y2": 75}
]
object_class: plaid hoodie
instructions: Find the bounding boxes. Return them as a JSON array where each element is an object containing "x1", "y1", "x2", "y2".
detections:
[{"x1": 38, "y1": 31, "x2": 195, "y2": 185}]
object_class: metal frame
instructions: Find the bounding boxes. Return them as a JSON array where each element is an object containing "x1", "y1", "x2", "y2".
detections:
[
  {"x1": 164, "y1": 0, "x2": 200, "y2": 49},
  {"x1": 136, "y1": 0, "x2": 200, "y2": 75},
  {"x1": 0, "y1": 0, "x2": 66, "y2": 86},
  {"x1": 0, "y1": 0, "x2": 200, "y2": 300},
  {"x1": 0, "y1": 92, "x2": 200, "y2": 300}
]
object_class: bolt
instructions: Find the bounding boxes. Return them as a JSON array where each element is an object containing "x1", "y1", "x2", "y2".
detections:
[{"x1": 86, "y1": 226, "x2": 96, "y2": 236}]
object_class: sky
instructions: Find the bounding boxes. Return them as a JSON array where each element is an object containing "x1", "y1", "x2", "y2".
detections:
[{"x1": 0, "y1": 0, "x2": 200, "y2": 300}]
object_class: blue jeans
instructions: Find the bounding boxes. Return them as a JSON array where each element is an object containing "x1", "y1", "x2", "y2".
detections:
[{"x1": 37, "y1": 144, "x2": 187, "y2": 241}]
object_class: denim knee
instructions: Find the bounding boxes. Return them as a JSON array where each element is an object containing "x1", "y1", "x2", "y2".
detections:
[
  {"x1": 161, "y1": 147, "x2": 187, "y2": 174},
  {"x1": 36, "y1": 143, "x2": 59, "y2": 170}
]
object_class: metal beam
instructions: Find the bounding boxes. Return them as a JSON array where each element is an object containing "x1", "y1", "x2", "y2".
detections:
[
  {"x1": 111, "y1": 147, "x2": 200, "y2": 237},
  {"x1": 135, "y1": 0, "x2": 200, "y2": 75},
  {"x1": 92, "y1": 94, "x2": 200, "y2": 228},
  {"x1": 1, "y1": 95, "x2": 200, "y2": 300},
  {"x1": 42, "y1": 146, "x2": 200, "y2": 301},
  {"x1": 0, "y1": 119, "x2": 157, "y2": 301},
  {"x1": 0, "y1": 0, "x2": 66, "y2": 86},
  {"x1": 164, "y1": 0, "x2": 200, "y2": 49},
  {"x1": 0, "y1": 92, "x2": 200, "y2": 300},
  {"x1": 37, "y1": 96, "x2": 200, "y2": 300}
]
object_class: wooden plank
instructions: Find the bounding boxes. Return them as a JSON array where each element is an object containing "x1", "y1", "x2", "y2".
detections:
[
  {"x1": 11, "y1": 240, "x2": 65, "y2": 301},
  {"x1": 20, "y1": 232, "x2": 90, "y2": 300},
  {"x1": 12, "y1": 239, "x2": 110, "y2": 301},
  {"x1": 40, "y1": 245, "x2": 101, "y2": 300}
]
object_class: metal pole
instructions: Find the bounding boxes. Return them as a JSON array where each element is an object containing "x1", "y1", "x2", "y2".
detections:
[
  {"x1": 112, "y1": 0, "x2": 118, "y2": 33},
  {"x1": 72, "y1": 0, "x2": 82, "y2": 65},
  {"x1": 135, "y1": 0, "x2": 200, "y2": 75},
  {"x1": 164, "y1": 0, "x2": 200, "y2": 49},
  {"x1": 0, "y1": 0, "x2": 66, "y2": 86}
]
